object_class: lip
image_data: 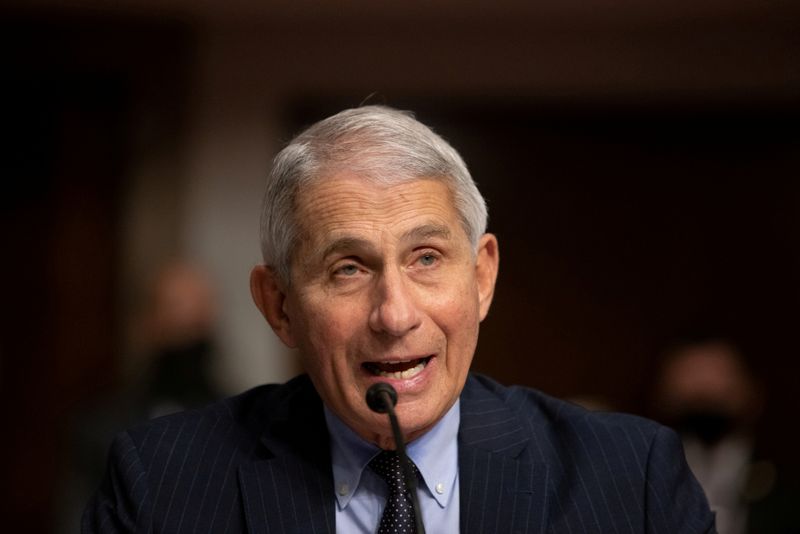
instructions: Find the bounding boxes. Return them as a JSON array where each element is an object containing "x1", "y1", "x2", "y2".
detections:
[{"x1": 360, "y1": 354, "x2": 437, "y2": 394}]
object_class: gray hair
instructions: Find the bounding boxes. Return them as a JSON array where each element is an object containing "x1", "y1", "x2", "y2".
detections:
[{"x1": 260, "y1": 105, "x2": 488, "y2": 284}]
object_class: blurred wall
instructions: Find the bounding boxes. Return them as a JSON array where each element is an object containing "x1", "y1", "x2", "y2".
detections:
[{"x1": 177, "y1": 30, "x2": 296, "y2": 392}]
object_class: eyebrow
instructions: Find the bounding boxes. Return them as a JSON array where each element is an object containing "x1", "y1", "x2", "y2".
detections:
[
  {"x1": 319, "y1": 236, "x2": 377, "y2": 261},
  {"x1": 400, "y1": 223, "x2": 452, "y2": 243}
]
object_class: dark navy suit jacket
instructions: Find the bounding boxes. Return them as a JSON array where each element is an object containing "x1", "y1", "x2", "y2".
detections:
[{"x1": 83, "y1": 373, "x2": 715, "y2": 533}]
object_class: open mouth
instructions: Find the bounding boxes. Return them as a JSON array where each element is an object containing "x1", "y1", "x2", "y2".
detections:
[{"x1": 362, "y1": 356, "x2": 433, "y2": 380}]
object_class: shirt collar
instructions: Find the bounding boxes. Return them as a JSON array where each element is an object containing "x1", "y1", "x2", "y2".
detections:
[{"x1": 324, "y1": 400, "x2": 460, "y2": 510}]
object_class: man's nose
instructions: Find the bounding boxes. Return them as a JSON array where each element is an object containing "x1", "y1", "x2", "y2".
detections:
[{"x1": 368, "y1": 269, "x2": 421, "y2": 337}]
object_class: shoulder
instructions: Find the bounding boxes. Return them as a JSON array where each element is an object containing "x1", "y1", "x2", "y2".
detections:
[
  {"x1": 464, "y1": 372, "x2": 660, "y2": 437},
  {"x1": 462, "y1": 372, "x2": 676, "y2": 470},
  {"x1": 461, "y1": 373, "x2": 715, "y2": 533},
  {"x1": 122, "y1": 374, "x2": 316, "y2": 464},
  {"x1": 82, "y1": 375, "x2": 319, "y2": 532}
]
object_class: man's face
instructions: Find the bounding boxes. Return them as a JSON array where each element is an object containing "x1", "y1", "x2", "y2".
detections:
[{"x1": 258, "y1": 173, "x2": 498, "y2": 447}]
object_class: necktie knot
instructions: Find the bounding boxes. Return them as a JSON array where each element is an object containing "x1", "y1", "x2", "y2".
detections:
[{"x1": 370, "y1": 451, "x2": 414, "y2": 489}]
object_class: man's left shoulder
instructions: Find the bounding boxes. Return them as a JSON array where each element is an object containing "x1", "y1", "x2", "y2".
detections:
[
  {"x1": 461, "y1": 372, "x2": 686, "y2": 479},
  {"x1": 463, "y1": 372, "x2": 660, "y2": 437},
  {"x1": 461, "y1": 373, "x2": 716, "y2": 533}
]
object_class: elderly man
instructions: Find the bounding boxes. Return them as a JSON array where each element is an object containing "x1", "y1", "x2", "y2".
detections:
[{"x1": 84, "y1": 106, "x2": 715, "y2": 533}]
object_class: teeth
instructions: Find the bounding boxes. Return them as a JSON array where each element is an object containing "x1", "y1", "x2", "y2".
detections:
[{"x1": 374, "y1": 360, "x2": 427, "y2": 379}]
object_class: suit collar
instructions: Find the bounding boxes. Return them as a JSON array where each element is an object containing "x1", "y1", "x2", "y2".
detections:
[
  {"x1": 459, "y1": 374, "x2": 531, "y2": 456},
  {"x1": 238, "y1": 375, "x2": 336, "y2": 534},
  {"x1": 457, "y1": 374, "x2": 549, "y2": 533}
]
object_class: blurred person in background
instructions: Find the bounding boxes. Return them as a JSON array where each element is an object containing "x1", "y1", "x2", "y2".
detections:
[
  {"x1": 133, "y1": 261, "x2": 221, "y2": 417},
  {"x1": 652, "y1": 335, "x2": 797, "y2": 534},
  {"x1": 56, "y1": 261, "x2": 223, "y2": 533}
]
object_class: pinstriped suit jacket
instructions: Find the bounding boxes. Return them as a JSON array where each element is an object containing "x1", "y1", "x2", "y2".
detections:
[{"x1": 83, "y1": 373, "x2": 715, "y2": 533}]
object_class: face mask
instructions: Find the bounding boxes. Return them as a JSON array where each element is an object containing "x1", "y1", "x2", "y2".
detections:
[
  {"x1": 674, "y1": 411, "x2": 735, "y2": 446},
  {"x1": 148, "y1": 338, "x2": 216, "y2": 403}
]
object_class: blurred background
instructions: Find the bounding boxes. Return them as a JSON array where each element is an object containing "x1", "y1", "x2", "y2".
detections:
[{"x1": 1, "y1": 1, "x2": 799, "y2": 532}]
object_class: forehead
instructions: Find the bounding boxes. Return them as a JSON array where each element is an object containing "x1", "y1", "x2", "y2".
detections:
[{"x1": 293, "y1": 174, "x2": 465, "y2": 248}]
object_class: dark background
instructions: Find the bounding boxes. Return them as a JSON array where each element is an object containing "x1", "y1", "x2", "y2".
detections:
[{"x1": 2, "y1": 2, "x2": 799, "y2": 532}]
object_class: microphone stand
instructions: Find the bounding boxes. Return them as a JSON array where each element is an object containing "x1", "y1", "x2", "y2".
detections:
[{"x1": 367, "y1": 383, "x2": 426, "y2": 534}]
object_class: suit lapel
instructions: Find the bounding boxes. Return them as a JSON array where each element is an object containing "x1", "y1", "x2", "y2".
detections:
[
  {"x1": 458, "y1": 376, "x2": 549, "y2": 534},
  {"x1": 238, "y1": 377, "x2": 336, "y2": 534},
  {"x1": 235, "y1": 374, "x2": 549, "y2": 533},
  {"x1": 239, "y1": 454, "x2": 334, "y2": 534}
]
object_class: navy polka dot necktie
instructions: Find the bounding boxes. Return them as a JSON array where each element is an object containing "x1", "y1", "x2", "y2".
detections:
[{"x1": 369, "y1": 450, "x2": 419, "y2": 534}]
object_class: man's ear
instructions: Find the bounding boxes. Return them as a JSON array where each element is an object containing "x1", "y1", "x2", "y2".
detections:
[
  {"x1": 250, "y1": 265, "x2": 297, "y2": 348},
  {"x1": 475, "y1": 233, "x2": 499, "y2": 321}
]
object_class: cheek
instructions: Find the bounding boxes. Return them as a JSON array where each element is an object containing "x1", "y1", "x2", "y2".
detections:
[
  {"x1": 438, "y1": 289, "x2": 481, "y2": 361},
  {"x1": 298, "y1": 299, "x2": 361, "y2": 358},
  {"x1": 435, "y1": 283, "x2": 480, "y2": 327}
]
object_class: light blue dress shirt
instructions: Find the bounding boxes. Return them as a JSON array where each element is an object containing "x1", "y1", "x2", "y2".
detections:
[{"x1": 324, "y1": 401, "x2": 461, "y2": 534}]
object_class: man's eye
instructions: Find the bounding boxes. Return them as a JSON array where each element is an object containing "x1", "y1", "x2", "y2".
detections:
[
  {"x1": 419, "y1": 254, "x2": 437, "y2": 267},
  {"x1": 336, "y1": 264, "x2": 359, "y2": 276}
]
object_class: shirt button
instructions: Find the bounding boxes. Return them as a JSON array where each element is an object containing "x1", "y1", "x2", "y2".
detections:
[
  {"x1": 338, "y1": 484, "x2": 349, "y2": 496},
  {"x1": 435, "y1": 482, "x2": 445, "y2": 495}
]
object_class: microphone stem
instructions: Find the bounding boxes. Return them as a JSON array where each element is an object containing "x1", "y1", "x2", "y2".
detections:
[{"x1": 379, "y1": 391, "x2": 426, "y2": 534}]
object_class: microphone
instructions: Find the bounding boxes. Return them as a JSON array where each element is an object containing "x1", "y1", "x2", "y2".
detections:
[
  {"x1": 366, "y1": 382, "x2": 397, "y2": 413},
  {"x1": 365, "y1": 383, "x2": 426, "y2": 534}
]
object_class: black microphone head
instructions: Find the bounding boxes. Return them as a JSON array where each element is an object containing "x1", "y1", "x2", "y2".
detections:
[{"x1": 366, "y1": 382, "x2": 397, "y2": 414}]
